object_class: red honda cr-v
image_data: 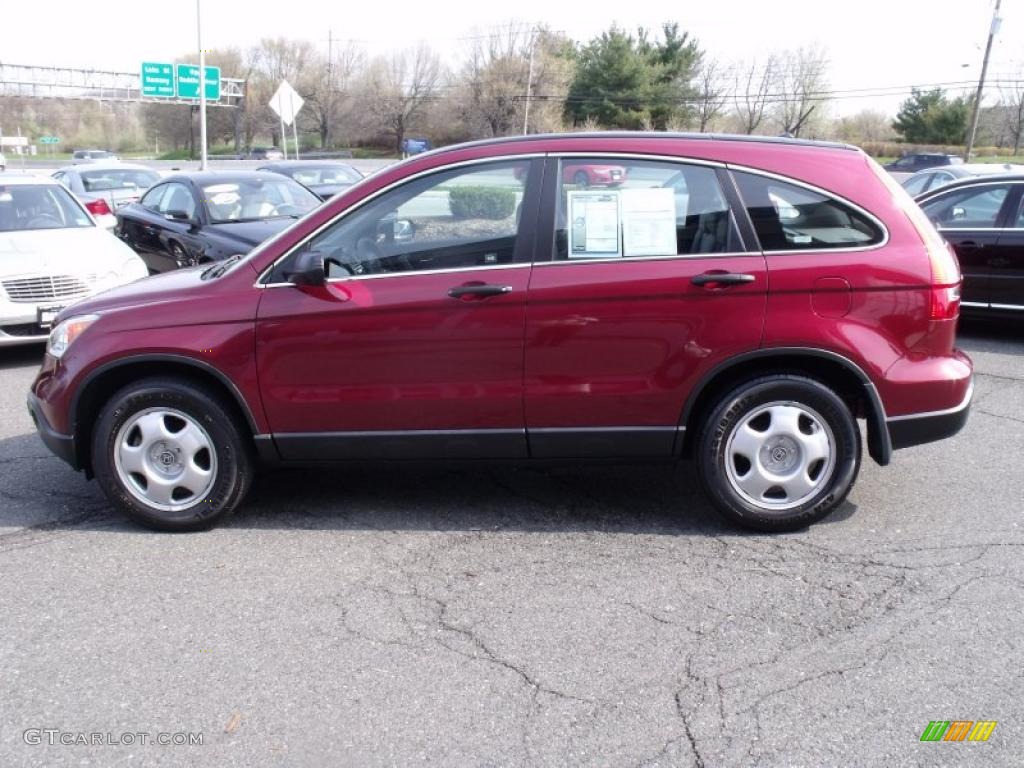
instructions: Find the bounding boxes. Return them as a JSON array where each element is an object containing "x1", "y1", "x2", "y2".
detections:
[{"x1": 28, "y1": 133, "x2": 973, "y2": 532}]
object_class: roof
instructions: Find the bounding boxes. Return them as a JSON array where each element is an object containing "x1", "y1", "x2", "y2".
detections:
[
  {"x1": 257, "y1": 160, "x2": 355, "y2": 171},
  {"x1": 159, "y1": 170, "x2": 293, "y2": 184},
  {"x1": 56, "y1": 162, "x2": 156, "y2": 173},
  {"x1": 0, "y1": 174, "x2": 62, "y2": 186},
  {"x1": 424, "y1": 131, "x2": 859, "y2": 157},
  {"x1": 916, "y1": 173, "x2": 1024, "y2": 199}
]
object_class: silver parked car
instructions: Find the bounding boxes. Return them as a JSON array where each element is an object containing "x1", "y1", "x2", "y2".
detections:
[
  {"x1": 52, "y1": 163, "x2": 162, "y2": 227},
  {"x1": 901, "y1": 162, "x2": 1024, "y2": 197}
]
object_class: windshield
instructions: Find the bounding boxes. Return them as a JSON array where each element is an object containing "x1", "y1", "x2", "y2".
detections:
[
  {"x1": 201, "y1": 178, "x2": 320, "y2": 223},
  {"x1": 0, "y1": 184, "x2": 93, "y2": 231},
  {"x1": 80, "y1": 168, "x2": 160, "y2": 192},
  {"x1": 289, "y1": 166, "x2": 362, "y2": 186}
]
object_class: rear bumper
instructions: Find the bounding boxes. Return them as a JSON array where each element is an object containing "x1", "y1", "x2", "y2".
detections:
[
  {"x1": 886, "y1": 379, "x2": 973, "y2": 450},
  {"x1": 26, "y1": 391, "x2": 79, "y2": 469}
]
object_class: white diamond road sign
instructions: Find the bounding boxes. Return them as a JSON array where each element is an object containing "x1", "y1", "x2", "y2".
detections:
[{"x1": 268, "y1": 80, "x2": 304, "y2": 127}]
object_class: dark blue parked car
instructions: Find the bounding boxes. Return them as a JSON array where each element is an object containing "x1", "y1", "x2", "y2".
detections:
[{"x1": 402, "y1": 137, "x2": 433, "y2": 157}]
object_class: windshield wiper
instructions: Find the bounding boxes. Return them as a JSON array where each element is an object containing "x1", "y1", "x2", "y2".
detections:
[{"x1": 202, "y1": 253, "x2": 243, "y2": 280}]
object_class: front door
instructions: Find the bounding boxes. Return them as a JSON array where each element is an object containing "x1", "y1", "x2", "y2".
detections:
[
  {"x1": 523, "y1": 156, "x2": 767, "y2": 458},
  {"x1": 991, "y1": 184, "x2": 1024, "y2": 312},
  {"x1": 919, "y1": 181, "x2": 1016, "y2": 309},
  {"x1": 256, "y1": 158, "x2": 542, "y2": 460}
]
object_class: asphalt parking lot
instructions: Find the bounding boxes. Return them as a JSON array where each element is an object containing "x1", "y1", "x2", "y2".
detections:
[{"x1": 0, "y1": 320, "x2": 1021, "y2": 767}]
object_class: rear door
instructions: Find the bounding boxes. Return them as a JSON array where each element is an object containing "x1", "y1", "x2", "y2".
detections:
[
  {"x1": 990, "y1": 183, "x2": 1024, "y2": 312},
  {"x1": 523, "y1": 155, "x2": 766, "y2": 458},
  {"x1": 919, "y1": 181, "x2": 1016, "y2": 308}
]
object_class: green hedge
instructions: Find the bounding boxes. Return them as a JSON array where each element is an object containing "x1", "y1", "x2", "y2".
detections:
[{"x1": 449, "y1": 186, "x2": 516, "y2": 220}]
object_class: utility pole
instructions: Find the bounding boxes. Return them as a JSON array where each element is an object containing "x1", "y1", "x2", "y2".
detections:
[
  {"x1": 522, "y1": 27, "x2": 536, "y2": 135},
  {"x1": 197, "y1": 0, "x2": 208, "y2": 170},
  {"x1": 327, "y1": 29, "x2": 333, "y2": 149},
  {"x1": 965, "y1": 0, "x2": 1002, "y2": 161}
]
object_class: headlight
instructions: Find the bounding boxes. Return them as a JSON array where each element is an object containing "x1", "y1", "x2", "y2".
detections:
[{"x1": 47, "y1": 314, "x2": 99, "y2": 359}]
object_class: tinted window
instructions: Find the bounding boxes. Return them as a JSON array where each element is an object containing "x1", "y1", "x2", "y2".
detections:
[
  {"x1": 553, "y1": 158, "x2": 740, "y2": 259},
  {"x1": 733, "y1": 171, "x2": 884, "y2": 250},
  {"x1": 81, "y1": 168, "x2": 160, "y2": 192},
  {"x1": 158, "y1": 183, "x2": 197, "y2": 219},
  {"x1": 201, "y1": 178, "x2": 319, "y2": 223},
  {"x1": 920, "y1": 184, "x2": 1010, "y2": 229},
  {"x1": 272, "y1": 160, "x2": 532, "y2": 281},
  {"x1": 288, "y1": 165, "x2": 361, "y2": 186},
  {"x1": 902, "y1": 173, "x2": 932, "y2": 197},
  {"x1": 141, "y1": 184, "x2": 167, "y2": 210},
  {"x1": 0, "y1": 184, "x2": 93, "y2": 231}
]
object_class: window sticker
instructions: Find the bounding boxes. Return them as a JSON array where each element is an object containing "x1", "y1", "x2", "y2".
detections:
[
  {"x1": 621, "y1": 188, "x2": 677, "y2": 257},
  {"x1": 567, "y1": 191, "x2": 621, "y2": 258}
]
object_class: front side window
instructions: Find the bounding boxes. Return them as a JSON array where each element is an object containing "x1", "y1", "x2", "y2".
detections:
[
  {"x1": 553, "y1": 158, "x2": 740, "y2": 260},
  {"x1": 157, "y1": 183, "x2": 197, "y2": 219},
  {"x1": 0, "y1": 184, "x2": 93, "y2": 231},
  {"x1": 733, "y1": 171, "x2": 884, "y2": 251},
  {"x1": 141, "y1": 184, "x2": 167, "y2": 210},
  {"x1": 902, "y1": 173, "x2": 932, "y2": 197},
  {"x1": 920, "y1": 184, "x2": 1010, "y2": 229},
  {"x1": 289, "y1": 165, "x2": 362, "y2": 186},
  {"x1": 201, "y1": 178, "x2": 319, "y2": 223},
  {"x1": 272, "y1": 160, "x2": 532, "y2": 281}
]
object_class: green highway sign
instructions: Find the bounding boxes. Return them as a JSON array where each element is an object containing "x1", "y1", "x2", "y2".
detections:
[
  {"x1": 141, "y1": 62, "x2": 175, "y2": 98},
  {"x1": 39, "y1": 136, "x2": 60, "y2": 144},
  {"x1": 175, "y1": 64, "x2": 220, "y2": 100}
]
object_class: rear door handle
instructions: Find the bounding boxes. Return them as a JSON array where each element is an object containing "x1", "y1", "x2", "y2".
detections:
[
  {"x1": 691, "y1": 272, "x2": 756, "y2": 287},
  {"x1": 448, "y1": 284, "x2": 513, "y2": 299}
]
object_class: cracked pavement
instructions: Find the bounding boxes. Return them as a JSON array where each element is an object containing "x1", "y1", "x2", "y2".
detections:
[{"x1": 0, "y1": 319, "x2": 1021, "y2": 767}]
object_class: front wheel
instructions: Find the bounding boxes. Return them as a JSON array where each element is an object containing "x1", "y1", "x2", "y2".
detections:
[
  {"x1": 696, "y1": 375, "x2": 861, "y2": 532},
  {"x1": 91, "y1": 378, "x2": 254, "y2": 531}
]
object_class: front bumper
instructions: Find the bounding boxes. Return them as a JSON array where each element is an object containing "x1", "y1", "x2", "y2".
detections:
[
  {"x1": 887, "y1": 379, "x2": 974, "y2": 450},
  {"x1": 26, "y1": 391, "x2": 79, "y2": 469}
]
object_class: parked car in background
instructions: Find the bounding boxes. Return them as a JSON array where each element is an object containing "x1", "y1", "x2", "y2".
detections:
[
  {"x1": 901, "y1": 163, "x2": 1024, "y2": 197},
  {"x1": 52, "y1": 163, "x2": 162, "y2": 228},
  {"x1": 29, "y1": 133, "x2": 972, "y2": 534},
  {"x1": 245, "y1": 147, "x2": 284, "y2": 161},
  {"x1": 562, "y1": 161, "x2": 629, "y2": 187},
  {"x1": 402, "y1": 138, "x2": 432, "y2": 157},
  {"x1": 0, "y1": 176, "x2": 147, "y2": 346},
  {"x1": 0, "y1": 150, "x2": 6, "y2": 172},
  {"x1": 256, "y1": 161, "x2": 363, "y2": 200},
  {"x1": 72, "y1": 149, "x2": 119, "y2": 163},
  {"x1": 884, "y1": 153, "x2": 962, "y2": 176},
  {"x1": 916, "y1": 174, "x2": 1024, "y2": 316},
  {"x1": 114, "y1": 170, "x2": 320, "y2": 272}
]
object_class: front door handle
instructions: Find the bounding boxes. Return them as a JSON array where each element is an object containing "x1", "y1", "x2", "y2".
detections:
[
  {"x1": 448, "y1": 284, "x2": 513, "y2": 299},
  {"x1": 691, "y1": 272, "x2": 756, "y2": 287}
]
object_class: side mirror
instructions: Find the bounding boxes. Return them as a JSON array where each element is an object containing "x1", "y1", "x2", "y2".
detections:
[
  {"x1": 287, "y1": 249, "x2": 326, "y2": 286},
  {"x1": 165, "y1": 209, "x2": 192, "y2": 222}
]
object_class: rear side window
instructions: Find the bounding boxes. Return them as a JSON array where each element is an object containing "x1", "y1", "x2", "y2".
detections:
[
  {"x1": 553, "y1": 158, "x2": 741, "y2": 260},
  {"x1": 732, "y1": 171, "x2": 884, "y2": 251}
]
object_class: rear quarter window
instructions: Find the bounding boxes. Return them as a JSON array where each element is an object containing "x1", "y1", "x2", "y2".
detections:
[{"x1": 732, "y1": 171, "x2": 884, "y2": 251}]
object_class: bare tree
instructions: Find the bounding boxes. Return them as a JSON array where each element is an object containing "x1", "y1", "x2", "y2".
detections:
[
  {"x1": 695, "y1": 58, "x2": 729, "y2": 132},
  {"x1": 999, "y1": 77, "x2": 1024, "y2": 154},
  {"x1": 304, "y1": 43, "x2": 364, "y2": 149},
  {"x1": 734, "y1": 56, "x2": 776, "y2": 134},
  {"x1": 458, "y1": 23, "x2": 533, "y2": 138},
  {"x1": 363, "y1": 45, "x2": 443, "y2": 155},
  {"x1": 775, "y1": 46, "x2": 829, "y2": 137}
]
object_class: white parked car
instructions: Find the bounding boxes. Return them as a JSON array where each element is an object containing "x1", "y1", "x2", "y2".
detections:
[
  {"x1": 0, "y1": 150, "x2": 6, "y2": 171},
  {"x1": 0, "y1": 176, "x2": 148, "y2": 346}
]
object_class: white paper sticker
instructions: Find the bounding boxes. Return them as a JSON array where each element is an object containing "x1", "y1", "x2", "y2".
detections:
[
  {"x1": 621, "y1": 188, "x2": 677, "y2": 257},
  {"x1": 567, "y1": 191, "x2": 621, "y2": 258}
]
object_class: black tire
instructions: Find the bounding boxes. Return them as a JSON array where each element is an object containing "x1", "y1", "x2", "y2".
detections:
[
  {"x1": 91, "y1": 377, "x2": 254, "y2": 532},
  {"x1": 169, "y1": 241, "x2": 196, "y2": 269},
  {"x1": 573, "y1": 170, "x2": 589, "y2": 188},
  {"x1": 696, "y1": 375, "x2": 861, "y2": 532}
]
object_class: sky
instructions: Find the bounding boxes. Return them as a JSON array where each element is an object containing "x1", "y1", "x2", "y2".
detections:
[{"x1": 4, "y1": 0, "x2": 1022, "y2": 117}]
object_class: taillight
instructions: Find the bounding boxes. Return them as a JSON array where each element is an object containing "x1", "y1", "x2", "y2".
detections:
[
  {"x1": 866, "y1": 156, "x2": 961, "y2": 320},
  {"x1": 85, "y1": 198, "x2": 112, "y2": 217}
]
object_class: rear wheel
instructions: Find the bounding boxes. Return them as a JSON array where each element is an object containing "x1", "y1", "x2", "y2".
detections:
[
  {"x1": 169, "y1": 241, "x2": 197, "y2": 269},
  {"x1": 91, "y1": 378, "x2": 253, "y2": 531},
  {"x1": 696, "y1": 375, "x2": 860, "y2": 532}
]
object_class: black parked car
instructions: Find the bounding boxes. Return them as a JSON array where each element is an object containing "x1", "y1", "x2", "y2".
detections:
[
  {"x1": 884, "y1": 153, "x2": 963, "y2": 175},
  {"x1": 916, "y1": 174, "x2": 1024, "y2": 316},
  {"x1": 256, "y1": 160, "x2": 363, "y2": 200},
  {"x1": 245, "y1": 147, "x2": 285, "y2": 160},
  {"x1": 114, "y1": 171, "x2": 320, "y2": 272}
]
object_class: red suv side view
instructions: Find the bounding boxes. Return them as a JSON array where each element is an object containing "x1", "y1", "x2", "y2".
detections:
[{"x1": 28, "y1": 133, "x2": 973, "y2": 533}]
